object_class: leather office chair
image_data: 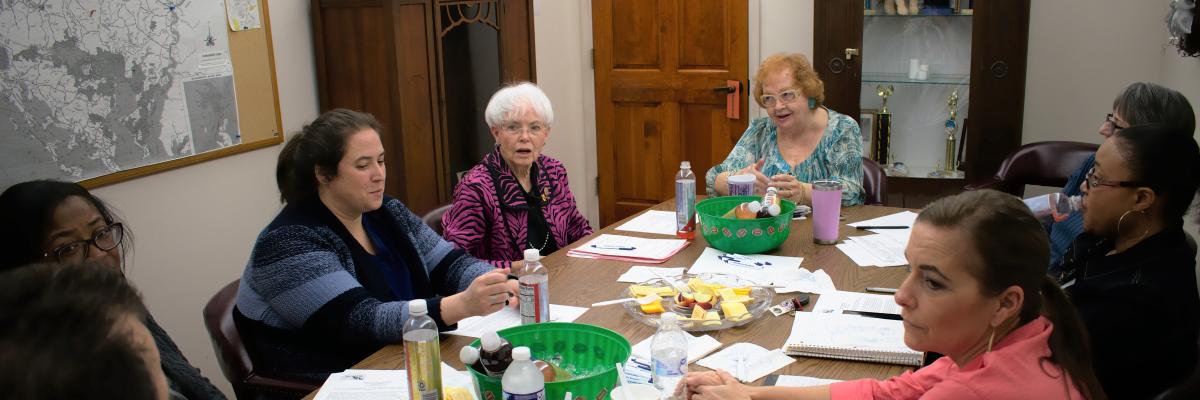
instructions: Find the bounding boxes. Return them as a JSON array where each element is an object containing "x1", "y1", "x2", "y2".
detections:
[
  {"x1": 421, "y1": 204, "x2": 453, "y2": 236},
  {"x1": 861, "y1": 157, "x2": 888, "y2": 205},
  {"x1": 964, "y1": 141, "x2": 1099, "y2": 197},
  {"x1": 203, "y1": 280, "x2": 319, "y2": 399}
]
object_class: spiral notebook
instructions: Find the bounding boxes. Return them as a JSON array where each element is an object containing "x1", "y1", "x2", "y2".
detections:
[{"x1": 783, "y1": 312, "x2": 923, "y2": 366}]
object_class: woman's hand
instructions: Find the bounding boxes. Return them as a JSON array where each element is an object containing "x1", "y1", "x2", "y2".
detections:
[
  {"x1": 734, "y1": 159, "x2": 771, "y2": 195},
  {"x1": 768, "y1": 174, "x2": 810, "y2": 204},
  {"x1": 457, "y1": 270, "x2": 514, "y2": 316},
  {"x1": 687, "y1": 370, "x2": 751, "y2": 400}
]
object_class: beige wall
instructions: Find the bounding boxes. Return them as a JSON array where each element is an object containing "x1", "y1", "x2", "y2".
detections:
[{"x1": 90, "y1": 1, "x2": 320, "y2": 396}]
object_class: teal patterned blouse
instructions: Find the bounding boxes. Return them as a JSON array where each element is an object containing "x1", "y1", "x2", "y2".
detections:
[{"x1": 705, "y1": 108, "x2": 864, "y2": 205}]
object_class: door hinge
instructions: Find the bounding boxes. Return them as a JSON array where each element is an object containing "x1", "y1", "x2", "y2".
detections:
[
  {"x1": 595, "y1": 176, "x2": 599, "y2": 192},
  {"x1": 590, "y1": 48, "x2": 595, "y2": 69}
]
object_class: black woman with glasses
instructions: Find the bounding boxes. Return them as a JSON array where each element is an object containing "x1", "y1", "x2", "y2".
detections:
[
  {"x1": 0, "y1": 180, "x2": 226, "y2": 400},
  {"x1": 1048, "y1": 82, "x2": 1195, "y2": 267},
  {"x1": 1053, "y1": 124, "x2": 1200, "y2": 399}
]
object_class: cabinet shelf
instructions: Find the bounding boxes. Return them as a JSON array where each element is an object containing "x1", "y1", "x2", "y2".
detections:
[
  {"x1": 864, "y1": 10, "x2": 973, "y2": 17},
  {"x1": 862, "y1": 72, "x2": 970, "y2": 86}
]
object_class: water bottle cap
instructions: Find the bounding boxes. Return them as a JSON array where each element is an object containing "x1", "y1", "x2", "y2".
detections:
[
  {"x1": 523, "y1": 248, "x2": 541, "y2": 262},
  {"x1": 512, "y1": 346, "x2": 531, "y2": 360},
  {"x1": 680, "y1": 161, "x2": 691, "y2": 169},
  {"x1": 408, "y1": 299, "x2": 428, "y2": 314},
  {"x1": 481, "y1": 331, "x2": 503, "y2": 351},
  {"x1": 460, "y1": 346, "x2": 480, "y2": 364}
]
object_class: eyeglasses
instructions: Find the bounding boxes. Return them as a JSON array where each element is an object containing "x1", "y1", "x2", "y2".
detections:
[
  {"x1": 760, "y1": 89, "x2": 801, "y2": 107},
  {"x1": 500, "y1": 122, "x2": 547, "y2": 136},
  {"x1": 1104, "y1": 113, "x2": 1129, "y2": 131},
  {"x1": 43, "y1": 223, "x2": 124, "y2": 263},
  {"x1": 1084, "y1": 167, "x2": 1144, "y2": 190}
]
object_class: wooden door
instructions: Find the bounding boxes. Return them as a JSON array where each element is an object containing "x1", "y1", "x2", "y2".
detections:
[{"x1": 592, "y1": 0, "x2": 749, "y2": 226}]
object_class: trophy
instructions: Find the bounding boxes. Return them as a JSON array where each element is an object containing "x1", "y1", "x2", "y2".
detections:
[
  {"x1": 873, "y1": 85, "x2": 894, "y2": 165},
  {"x1": 941, "y1": 88, "x2": 962, "y2": 177}
]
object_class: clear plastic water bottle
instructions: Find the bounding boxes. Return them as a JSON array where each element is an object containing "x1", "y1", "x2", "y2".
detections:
[
  {"x1": 519, "y1": 248, "x2": 550, "y2": 324},
  {"x1": 403, "y1": 299, "x2": 442, "y2": 400},
  {"x1": 651, "y1": 312, "x2": 688, "y2": 397},
  {"x1": 502, "y1": 346, "x2": 546, "y2": 400},
  {"x1": 1023, "y1": 193, "x2": 1082, "y2": 224},
  {"x1": 675, "y1": 161, "x2": 697, "y2": 239}
]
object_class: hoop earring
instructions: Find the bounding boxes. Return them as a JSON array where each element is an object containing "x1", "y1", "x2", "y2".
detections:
[
  {"x1": 1116, "y1": 209, "x2": 1150, "y2": 243},
  {"x1": 986, "y1": 326, "x2": 996, "y2": 353}
]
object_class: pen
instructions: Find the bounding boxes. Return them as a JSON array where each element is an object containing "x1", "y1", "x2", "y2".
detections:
[
  {"x1": 865, "y1": 287, "x2": 898, "y2": 294},
  {"x1": 592, "y1": 244, "x2": 636, "y2": 250},
  {"x1": 841, "y1": 310, "x2": 903, "y2": 320},
  {"x1": 855, "y1": 226, "x2": 909, "y2": 230}
]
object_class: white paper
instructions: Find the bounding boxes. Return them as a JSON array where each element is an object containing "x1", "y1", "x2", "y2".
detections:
[
  {"x1": 631, "y1": 333, "x2": 724, "y2": 363},
  {"x1": 614, "y1": 210, "x2": 679, "y2": 235},
  {"x1": 774, "y1": 375, "x2": 842, "y2": 387},
  {"x1": 695, "y1": 343, "x2": 795, "y2": 383},
  {"x1": 811, "y1": 290, "x2": 901, "y2": 315},
  {"x1": 567, "y1": 234, "x2": 689, "y2": 262},
  {"x1": 837, "y1": 234, "x2": 908, "y2": 267},
  {"x1": 688, "y1": 248, "x2": 813, "y2": 293},
  {"x1": 315, "y1": 364, "x2": 474, "y2": 400},
  {"x1": 617, "y1": 266, "x2": 687, "y2": 283},
  {"x1": 446, "y1": 305, "x2": 588, "y2": 338},
  {"x1": 776, "y1": 268, "x2": 838, "y2": 295},
  {"x1": 225, "y1": 0, "x2": 263, "y2": 31},
  {"x1": 315, "y1": 369, "x2": 407, "y2": 400}
]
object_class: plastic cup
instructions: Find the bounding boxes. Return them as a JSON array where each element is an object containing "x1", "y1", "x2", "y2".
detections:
[
  {"x1": 811, "y1": 180, "x2": 842, "y2": 244},
  {"x1": 727, "y1": 174, "x2": 756, "y2": 196},
  {"x1": 609, "y1": 383, "x2": 660, "y2": 400}
]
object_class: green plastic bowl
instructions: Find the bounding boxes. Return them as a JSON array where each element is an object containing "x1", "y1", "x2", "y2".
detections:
[
  {"x1": 696, "y1": 196, "x2": 796, "y2": 254},
  {"x1": 467, "y1": 322, "x2": 631, "y2": 400}
]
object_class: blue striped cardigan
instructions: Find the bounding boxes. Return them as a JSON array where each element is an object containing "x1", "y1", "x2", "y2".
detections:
[{"x1": 234, "y1": 196, "x2": 491, "y2": 380}]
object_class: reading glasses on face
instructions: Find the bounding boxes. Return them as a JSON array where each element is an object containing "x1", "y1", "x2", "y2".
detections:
[
  {"x1": 1104, "y1": 113, "x2": 1128, "y2": 131},
  {"x1": 760, "y1": 89, "x2": 800, "y2": 107},
  {"x1": 1084, "y1": 167, "x2": 1144, "y2": 190},
  {"x1": 43, "y1": 222, "x2": 124, "y2": 263},
  {"x1": 501, "y1": 123, "x2": 546, "y2": 136}
]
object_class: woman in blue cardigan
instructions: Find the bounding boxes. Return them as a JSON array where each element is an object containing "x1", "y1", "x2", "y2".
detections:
[{"x1": 235, "y1": 109, "x2": 516, "y2": 380}]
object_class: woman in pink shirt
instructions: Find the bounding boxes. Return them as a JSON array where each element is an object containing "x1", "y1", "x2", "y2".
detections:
[{"x1": 681, "y1": 190, "x2": 1105, "y2": 400}]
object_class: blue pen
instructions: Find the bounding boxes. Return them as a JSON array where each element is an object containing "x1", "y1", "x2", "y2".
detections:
[{"x1": 591, "y1": 244, "x2": 636, "y2": 250}]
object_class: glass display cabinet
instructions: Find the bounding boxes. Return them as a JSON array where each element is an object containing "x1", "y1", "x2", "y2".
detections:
[{"x1": 814, "y1": 0, "x2": 1030, "y2": 208}]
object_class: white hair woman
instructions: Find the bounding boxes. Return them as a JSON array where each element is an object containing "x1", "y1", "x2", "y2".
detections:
[{"x1": 442, "y1": 82, "x2": 593, "y2": 267}]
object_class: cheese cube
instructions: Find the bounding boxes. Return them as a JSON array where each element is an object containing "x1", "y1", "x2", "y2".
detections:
[{"x1": 721, "y1": 301, "x2": 749, "y2": 321}]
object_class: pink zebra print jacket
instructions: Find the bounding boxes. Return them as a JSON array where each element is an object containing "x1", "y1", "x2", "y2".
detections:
[{"x1": 441, "y1": 148, "x2": 593, "y2": 268}]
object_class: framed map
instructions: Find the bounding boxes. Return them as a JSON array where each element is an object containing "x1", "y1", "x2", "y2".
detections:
[{"x1": 0, "y1": 0, "x2": 281, "y2": 189}]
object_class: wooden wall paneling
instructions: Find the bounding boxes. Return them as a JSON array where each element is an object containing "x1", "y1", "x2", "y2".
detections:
[{"x1": 498, "y1": 0, "x2": 536, "y2": 83}]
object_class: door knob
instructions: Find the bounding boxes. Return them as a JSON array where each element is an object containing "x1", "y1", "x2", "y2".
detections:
[{"x1": 845, "y1": 48, "x2": 860, "y2": 60}]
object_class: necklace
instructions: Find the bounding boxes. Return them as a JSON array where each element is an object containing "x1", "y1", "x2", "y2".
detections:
[{"x1": 528, "y1": 229, "x2": 551, "y2": 252}]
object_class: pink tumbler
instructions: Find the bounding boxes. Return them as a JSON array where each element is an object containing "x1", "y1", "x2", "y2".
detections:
[{"x1": 811, "y1": 180, "x2": 842, "y2": 244}]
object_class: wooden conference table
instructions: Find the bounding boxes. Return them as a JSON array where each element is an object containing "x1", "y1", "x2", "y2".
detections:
[{"x1": 304, "y1": 202, "x2": 912, "y2": 399}]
